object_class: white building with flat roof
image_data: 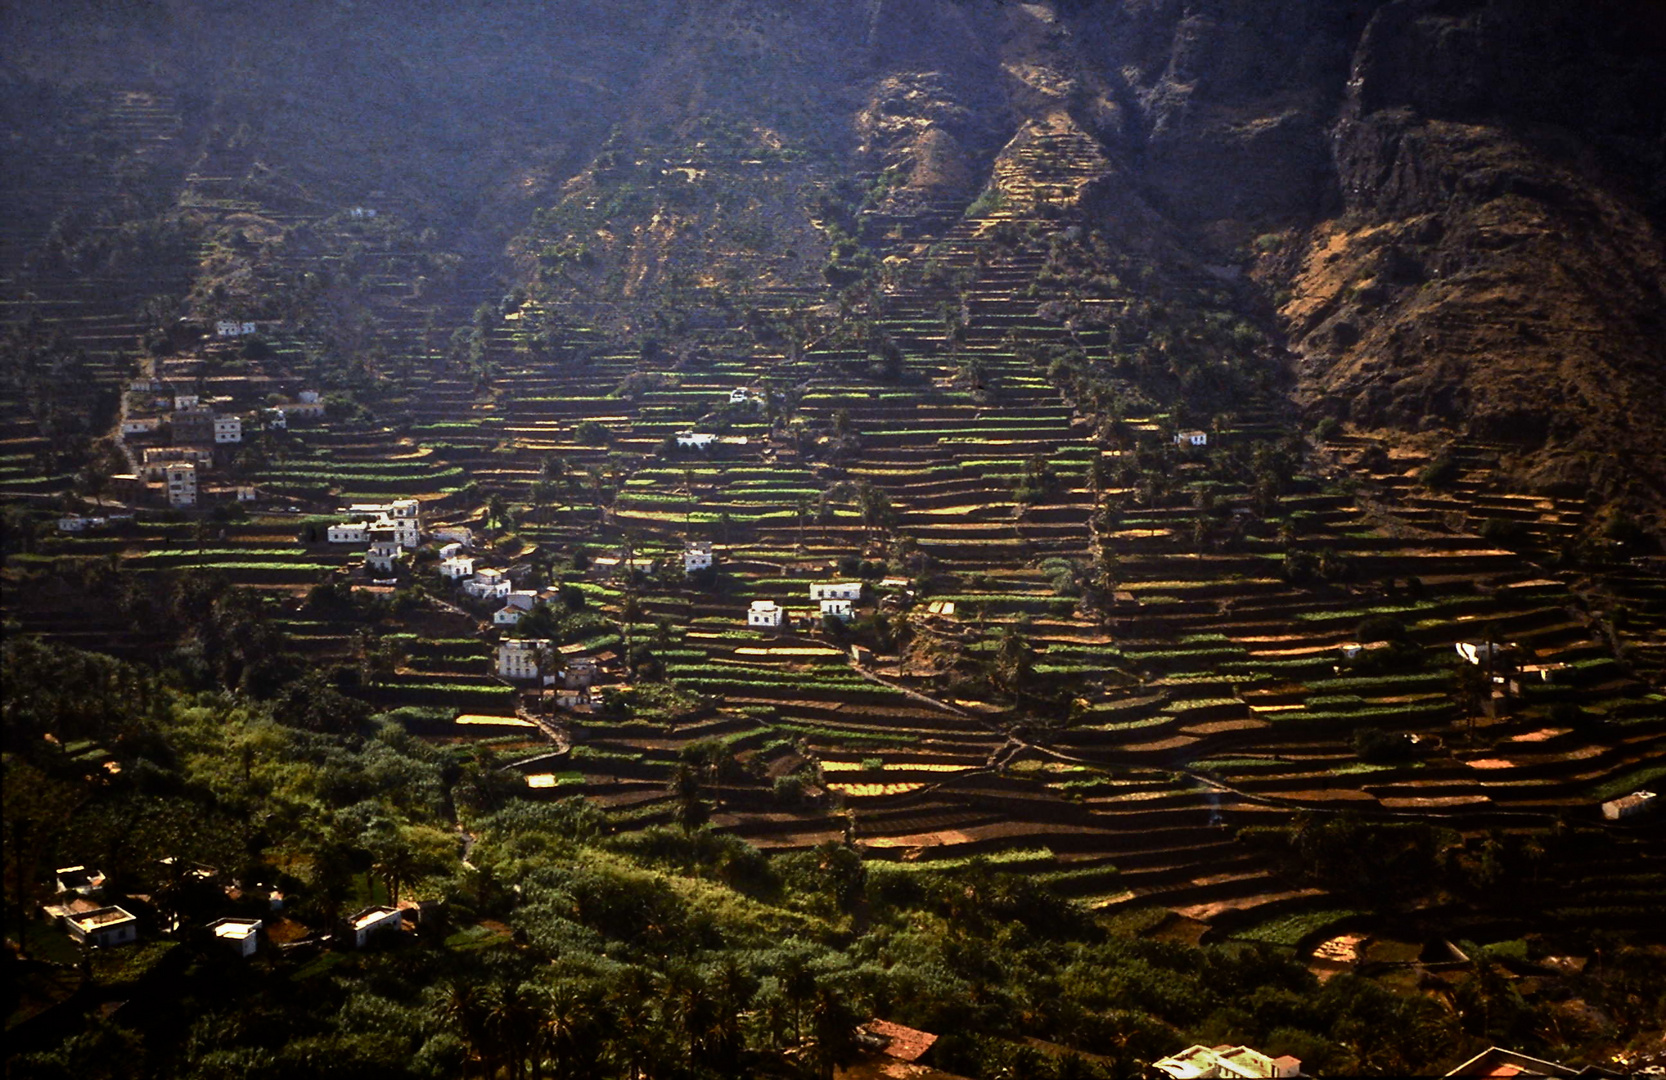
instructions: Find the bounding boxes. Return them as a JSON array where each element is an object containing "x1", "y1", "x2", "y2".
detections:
[
  {"x1": 365, "y1": 541, "x2": 402, "y2": 574},
  {"x1": 348, "y1": 906, "x2": 402, "y2": 948},
  {"x1": 66, "y1": 906, "x2": 138, "y2": 948},
  {"x1": 327, "y1": 521, "x2": 369, "y2": 544},
  {"x1": 439, "y1": 556, "x2": 475, "y2": 581},
  {"x1": 497, "y1": 639, "x2": 552, "y2": 681},
  {"x1": 684, "y1": 541, "x2": 713, "y2": 573},
  {"x1": 819, "y1": 598, "x2": 854, "y2": 621},
  {"x1": 209, "y1": 917, "x2": 263, "y2": 958},
  {"x1": 748, "y1": 600, "x2": 783, "y2": 628},
  {"x1": 810, "y1": 582, "x2": 862, "y2": 602},
  {"x1": 213, "y1": 415, "x2": 242, "y2": 444},
  {"x1": 165, "y1": 462, "x2": 198, "y2": 508}
]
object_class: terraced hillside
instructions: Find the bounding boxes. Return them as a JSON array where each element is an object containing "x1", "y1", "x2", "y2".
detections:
[{"x1": 3, "y1": 0, "x2": 1663, "y2": 988}]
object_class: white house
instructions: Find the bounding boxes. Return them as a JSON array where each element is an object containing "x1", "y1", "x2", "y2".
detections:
[
  {"x1": 55, "y1": 866, "x2": 106, "y2": 895},
  {"x1": 214, "y1": 415, "x2": 243, "y2": 444},
  {"x1": 1602, "y1": 791, "x2": 1656, "y2": 821},
  {"x1": 1151, "y1": 1044, "x2": 1301, "y2": 1079},
  {"x1": 57, "y1": 515, "x2": 93, "y2": 533},
  {"x1": 809, "y1": 582, "x2": 862, "y2": 602},
  {"x1": 439, "y1": 542, "x2": 465, "y2": 560},
  {"x1": 563, "y1": 656, "x2": 598, "y2": 689},
  {"x1": 121, "y1": 417, "x2": 162, "y2": 436},
  {"x1": 214, "y1": 320, "x2": 257, "y2": 338},
  {"x1": 368, "y1": 516, "x2": 420, "y2": 549},
  {"x1": 729, "y1": 388, "x2": 752, "y2": 404},
  {"x1": 298, "y1": 390, "x2": 322, "y2": 405},
  {"x1": 348, "y1": 905, "x2": 402, "y2": 949},
  {"x1": 497, "y1": 639, "x2": 552, "y2": 681},
  {"x1": 340, "y1": 500, "x2": 421, "y2": 549},
  {"x1": 1173, "y1": 430, "x2": 1209, "y2": 448},
  {"x1": 493, "y1": 591, "x2": 540, "y2": 626},
  {"x1": 675, "y1": 431, "x2": 716, "y2": 449},
  {"x1": 173, "y1": 394, "x2": 201, "y2": 410},
  {"x1": 327, "y1": 522, "x2": 369, "y2": 544},
  {"x1": 819, "y1": 598, "x2": 854, "y2": 621},
  {"x1": 748, "y1": 600, "x2": 784, "y2": 628},
  {"x1": 208, "y1": 917, "x2": 263, "y2": 958},
  {"x1": 439, "y1": 556, "x2": 476, "y2": 581},
  {"x1": 433, "y1": 527, "x2": 474, "y2": 548},
  {"x1": 365, "y1": 541, "x2": 402, "y2": 574},
  {"x1": 684, "y1": 541, "x2": 714, "y2": 573},
  {"x1": 164, "y1": 462, "x2": 198, "y2": 508},
  {"x1": 462, "y1": 568, "x2": 512, "y2": 600},
  {"x1": 65, "y1": 906, "x2": 139, "y2": 948}
]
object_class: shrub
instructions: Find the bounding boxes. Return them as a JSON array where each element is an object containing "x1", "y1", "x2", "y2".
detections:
[{"x1": 1354, "y1": 726, "x2": 1415, "y2": 765}]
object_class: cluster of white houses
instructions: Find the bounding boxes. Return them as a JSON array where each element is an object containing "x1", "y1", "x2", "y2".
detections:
[
  {"x1": 745, "y1": 581, "x2": 864, "y2": 629},
  {"x1": 115, "y1": 378, "x2": 325, "y2": 509},
  {"x1": 39, "y1": 859, "x2": 425, "y2": 956},
  {"x1": 325, "y1": 499, "x2": 422, "y2": 549}
]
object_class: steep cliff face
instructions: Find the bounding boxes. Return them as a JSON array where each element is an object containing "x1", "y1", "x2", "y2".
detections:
[
  {"x1": 1038, "y1": 0, "x2": 1666, "y2": 514},
  {"x1": 1286, "y1": 0, "x2": 1666, "y2": 508}
]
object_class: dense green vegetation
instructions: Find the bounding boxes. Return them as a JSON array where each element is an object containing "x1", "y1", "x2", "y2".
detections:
[{"x1": 6, "y1": 641, "x2": 1666, "y2": 1078}]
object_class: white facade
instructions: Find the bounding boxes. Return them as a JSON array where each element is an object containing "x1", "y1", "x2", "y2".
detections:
[
  {"x1": 265, "y1": 408, "x2": 288, "y2": 430},
  {"x1": 433, "y1": 527, "x2": 474, "y2": 547},
  {"x1": 66, "y1": 907, "x2": 138, "y2": 948},
  {"x1": 121, "y1": 417, "x2": 161, "y2": 435},
  {"x1": 209, "y1": 918, "x2": 262, "y2": 958},
  {"x1": 142, "y1": 446, "x2": 213, "y2": 478},
  {"x1": 235, "y1": 485, "x2": 257, "y2": 503},
  {"x1": 365, "y1": 541, "x2": 402, "y2": 573},
  {"x1": 173, "y1": 394, "x2": 200, "y2": 410},
  {"x1": 327, "y1": 522, "x2": 369, "y2": 544},
  {"x1": 676, "y1": 431, "x2": 716, "y2": 448},
  {"x1": 214, "y1": 320, "x2": 257, "y2": 338},
  {"x1": 214, "y1": 415, "x2": 243, "y2": 444},
  {"x1": 810, "y1": 582, "x2": 862, "y2": 602},
  {"x1": 729, "y1": 388, "x2": 751, "y2": 404},
  {"x1": 684, "y1": 541, "x2": 713, "y2": 573},
  {"x1": 58, "y1": 515, "x2": 93, "y2": 532},
  {"x1": 819, "y1": 598, "x2": 854, "y2": 621},
  {"x1": 165, "y1": 462, "x2": 198, "y2": 508},
  {"x1": 493, "y1": 605, "x2": 525, "y2": 626},
  {"x1": 748, "y1": 600, "x2": 783, "y2": 628},
  {"x1": 349, "y1": 906, "x2": 402, "y2": 948},
  {"x1": 298, "y1": 390, "x2": 322, "y2": 404},
  {"x1": 439, "y1": 556, "x2": 475, "y2": 580},
  {"x1": 1173, "y1": 430, "x2": 1209, "y2": 447},
  {"x1": 368, "y1": 517, "x2": 420, "y2": 549},
  {"x1": 462, "y1": 570, "x2": 512, "y2": 600},
  {"x1": 498, "y1": 639, "x2": 552, "y2": 681}
]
